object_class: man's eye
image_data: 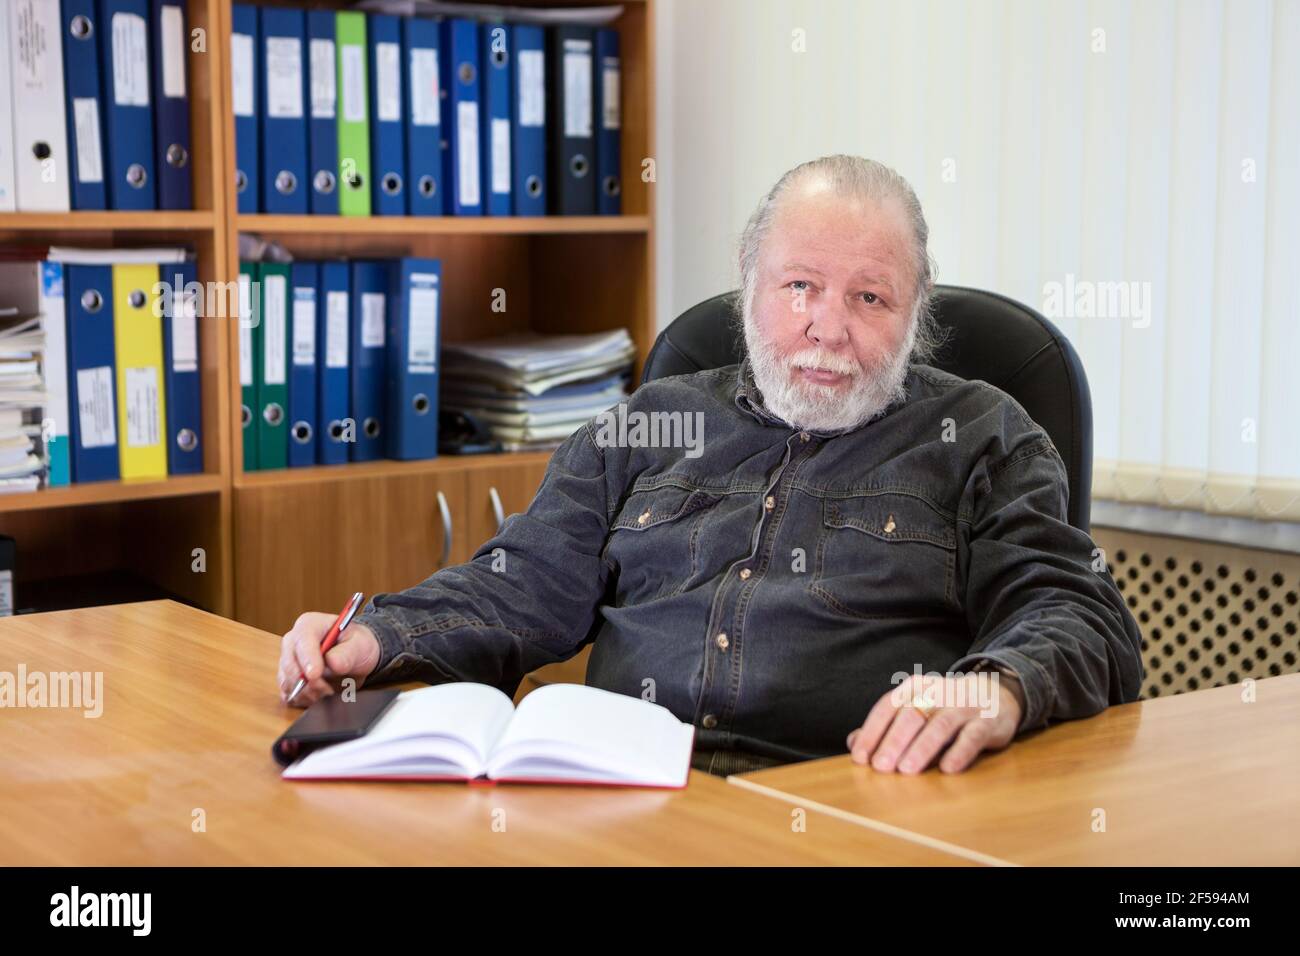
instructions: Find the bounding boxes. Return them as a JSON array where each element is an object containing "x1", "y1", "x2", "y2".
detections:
[
  {"x1": 861, "y1": 292, "x2": 880, "y2": 305},
  {"x1": 789, "y1": 281, "x2": 809, "y2": 292}
]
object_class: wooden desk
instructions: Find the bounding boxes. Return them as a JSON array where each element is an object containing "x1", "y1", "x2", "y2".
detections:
[
  {"x1": 731, "y1": 673, "x2": 1300, "y2": 866},
  {"x1": 0, "y1": 601, "x2": 966, "y2": 866}
]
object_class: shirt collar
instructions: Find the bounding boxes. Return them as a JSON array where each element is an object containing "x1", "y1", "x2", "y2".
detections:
[{"x1": 733, "y1": 357, "x2": 785, "y2": 427}]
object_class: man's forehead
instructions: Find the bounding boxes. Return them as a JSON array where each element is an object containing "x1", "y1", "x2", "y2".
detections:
[
  {"x1": 765, "y1": 228, "x2": 911, "y2": 282},
  {"x1": 768, "y1": 196, "x2": 911, "y2": 264}
]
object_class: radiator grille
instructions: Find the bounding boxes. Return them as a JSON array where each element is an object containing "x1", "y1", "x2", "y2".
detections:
[{"x1": 1093, "y1": 527, "x2": 1300, "y2": 699}]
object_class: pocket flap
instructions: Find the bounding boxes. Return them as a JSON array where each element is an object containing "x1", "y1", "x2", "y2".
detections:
[
  {"x1": 823, "y1": 493, "x2": 956, "y2": 549},
  {"x1": 612, "y1": 485, "x2": 719, "y2": 531}
]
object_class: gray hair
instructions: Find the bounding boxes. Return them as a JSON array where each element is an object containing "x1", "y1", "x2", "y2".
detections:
[{"x1": 736, "y1": 154, "x2": 944, "y2": 363}]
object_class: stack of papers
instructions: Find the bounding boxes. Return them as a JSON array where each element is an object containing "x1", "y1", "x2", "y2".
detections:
[
  {"x1": 45, "y1": 246, "x2": 191, "y2": 264},
  {"x1": 0, "y1": 316, "x2": 47, "y2": 492},
  {"x1": 442, "y1": 330, "x2": 636, "y2": 450},
  {"x1": 354, "y1": 2, "x2": 625, "y2": 26}
]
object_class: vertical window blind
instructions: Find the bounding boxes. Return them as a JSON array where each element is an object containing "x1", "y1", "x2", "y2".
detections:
[{"x1": 661, "y1": 0, "x2": 1300, "y2": 522}]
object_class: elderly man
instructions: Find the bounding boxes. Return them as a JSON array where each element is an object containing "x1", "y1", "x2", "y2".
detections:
[{"x1": 278, "y1": 155, "x2": 1143, "y2": 776}]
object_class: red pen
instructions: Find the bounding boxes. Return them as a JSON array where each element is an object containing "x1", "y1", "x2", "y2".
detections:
[{"x1": 286, "y1": 591, "x2": 365, "y2": 705}]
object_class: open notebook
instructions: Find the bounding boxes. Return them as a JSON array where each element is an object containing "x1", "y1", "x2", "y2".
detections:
[{"x1": 283, "y1": 683, "x2": 696, "y2": 789}]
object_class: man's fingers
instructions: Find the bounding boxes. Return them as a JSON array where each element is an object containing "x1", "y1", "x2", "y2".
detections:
[
  {"x1": 291, "y1": 629, "x2": 327, "y2": 688},
  {"x1": 896, "y1": 709, "x2": 967, "y2": 774},
  {"x1": 870, "y1": 706, "x2": 928, "y2": 772},
  {"x1": 324, "y1": 637, "x2": 364, "y2": 679},
  {"x1": 850, "y1": 676, "x2": 1013, "y2": 774},
  {"x1": 938, "y1": 718, "x2": 994, "y2": 774},
  {"x1": 288, "y1": 675, "x2": 335, "y2": 709},
  {"x1": 278, "y1": 632, "x2": 300, "y2": 697},
  {"x1": 849, "y1": 699, "x2": 894, "y2": 763},
  {"x1": 849, "y1": 678, "x2": 918, "y2": 763}
]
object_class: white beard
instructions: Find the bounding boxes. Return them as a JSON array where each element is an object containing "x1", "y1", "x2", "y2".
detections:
[{"x1": 742, "y1": 311, "x2": 915, "y2": 432}]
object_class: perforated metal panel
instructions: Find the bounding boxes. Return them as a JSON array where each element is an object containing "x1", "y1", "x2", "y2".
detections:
[{"x1": 1093, "y1": 527, "x2": 1300, "y2": 699}]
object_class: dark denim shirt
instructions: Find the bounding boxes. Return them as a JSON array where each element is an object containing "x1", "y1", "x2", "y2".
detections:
[{"x1": 355, "y1": 359, "x2": 1144, "y2": 764}]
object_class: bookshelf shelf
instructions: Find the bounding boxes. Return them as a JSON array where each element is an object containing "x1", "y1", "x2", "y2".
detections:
[
  {"x1": 236, "y1": 214, "x2": 653, "y2": 236},
  {"x1": 0, "y1": 0, "x2": 233, "y2": 615},
  {"x1": 0, "y1": 211, "x2": 216, "y2": 232},
  {"x1": 0, "y1": 474, "x2": 225, "y2": 515},
  {"x1": 232, "y1": 450, "x2": 554, "y2": 489}
]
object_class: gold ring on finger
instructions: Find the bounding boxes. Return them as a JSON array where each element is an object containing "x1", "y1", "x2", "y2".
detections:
[{"x1": 910, "y1": 696, "x2": 938, "y2": 720}]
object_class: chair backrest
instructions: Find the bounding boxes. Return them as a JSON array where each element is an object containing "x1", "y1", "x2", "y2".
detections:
[{"x1": 641, "y1": 284, "x2": 1094, "y2": 531}]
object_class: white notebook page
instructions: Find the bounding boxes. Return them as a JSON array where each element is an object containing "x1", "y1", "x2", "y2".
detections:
[
  {"x1": 486, "y1": 684, "x2": 694, "y2": 786},
  {"x1": 284, "y1": 683, "x2": 516, "y2": 778}
]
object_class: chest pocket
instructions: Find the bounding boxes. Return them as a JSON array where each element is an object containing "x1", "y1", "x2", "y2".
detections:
[
  {"x1": 606, "y1": 485, "x2": 722, "y2": 603},
  {"x1": 811, "y1": 492, "x2": 959, "y2": 620}
]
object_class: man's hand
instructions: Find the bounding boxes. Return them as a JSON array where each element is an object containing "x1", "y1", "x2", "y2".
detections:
[
  {"x1": 277, "y1": 613, "x2": 381, "y2": 707},
  {"x1": 846, "y1": 672, "x2": 1024, "y2": 774}
]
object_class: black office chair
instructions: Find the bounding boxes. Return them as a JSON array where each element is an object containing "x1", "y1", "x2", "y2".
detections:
[{"x1": 641, "y1": 285, "x2": 1094, "y2": 532}]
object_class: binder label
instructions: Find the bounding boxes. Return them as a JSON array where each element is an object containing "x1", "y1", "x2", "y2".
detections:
[
  {"x1": 264, "y1": 275, "x2": 287, "y2": 385},
  {"x1": 292, "y1": 288, "x2": 316, "y2": 366},
  {"x1": 517, "y1": 50, "x2": 544, "y2": 127},
  {"x1": 231, "y1": 34, "x2": 254, "y2": 117},
  {"x1": 76, "y1": 367, "x2": 117, "y2": 448},
  {"x1": 239, "y1": 324, "x2": 253, "y2": 385},
  {"x1": 602, "y1": 61, "x2": 620, "y2": 130},
  {"x1": 11, "y1": 1, "x2": 44, "y2": 86},
  {"x1": 72, "y1": 99, "x2": 105, "y2": 184},
  {"x1": 341, "y1": 45, "x2": 366, "y2": 123},
  {"x1": 491, "y1": 119, "x2": 510, "y2": 195},
  {"x1": 310, "y1": 39, "x2": 336, "y2": 118},
  {"x1": 161, "y1": 5, "x2": 187, "y2": 99},
  {"x1": 562, "y1": 43, "x2": 592, "y2": 138},
  {"x1": 376, "y1": 42, "x2": 401, "y2": 122},
  {"x1": 408, "y1": 275, "x2": 439, "y2": 375},
  {"x1": 111, "y1": 13, "x2": 150, "y2": 107},
  {"x1": 11, "y1": 1, "x2": 43, "y2": 86},
  {"x1": 409, "y1": 49, "x2": 439, "y2": 126},
  {"x1": 361, "y1": 293, "x2": 385, "y2": 348},
  {"x1": 123, "y1": 367, "x2": 161, "y2": 447},
  {"x1": 238, "y1": 273, "x2": 254, "y2": 386},
  {"x1": 171, "y1": 290, "x2": 198, "y2": 373},
  {"x1": 266, "y1": 38, "x2": 304, "y2": 119},
  {"x1": 325, "y1": 291, "x2": 349, "y2": 368},
  {"x1": 457, "y1": 101, "x2": 480, "y2": 207}
]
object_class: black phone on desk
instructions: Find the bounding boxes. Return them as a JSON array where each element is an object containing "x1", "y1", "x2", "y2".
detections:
[{"x1": 272, "y1": 688, "x2": 400, "y2": 767}]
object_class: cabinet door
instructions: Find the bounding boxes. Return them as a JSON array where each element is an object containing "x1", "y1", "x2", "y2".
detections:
[
  {"x1": 463, "y1": 459, "x2": 551, "y2": 555},
  {"x1": 234, "y1": 471, "x2": 467, "y2": 636},
  {"x1": 465, "y1": 458, "x2": 594, "y2": 694}
]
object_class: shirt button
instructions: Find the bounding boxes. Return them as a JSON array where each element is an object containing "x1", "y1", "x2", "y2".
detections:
[
  {"x1": 637, "y1": 509, "x2": 651, "y2": 525},
  {"x1": 702, "y1": 714, "x2": 718, "y2": 729},
  {"x1": 716, "y1": 632, "x2": 730, "y2": 650},
  {"x1": 800, "y1": 431, "x2": 811, "y2": 442},
  {"x1": 884, "y1": 514, "x2": 897, "y2": 534},
  {"x1": 739, "y1": 568, "x2": 751, "y2": 580},
  {"x1": 764, "y1": 496, "x2": 776, "y2": 511}
]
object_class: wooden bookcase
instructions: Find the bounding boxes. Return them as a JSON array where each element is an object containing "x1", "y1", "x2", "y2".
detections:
[
  {"x1": 0, "y1": 0, "x2": 234, "y2": 616},
  {"x1": 0, "y1": 0, "x2": 654, "y2": 635}
]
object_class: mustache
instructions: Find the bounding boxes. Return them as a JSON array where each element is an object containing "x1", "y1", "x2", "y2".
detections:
[{"x1": 786, "y1": 350, "x2": 862, "y2": 377}]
